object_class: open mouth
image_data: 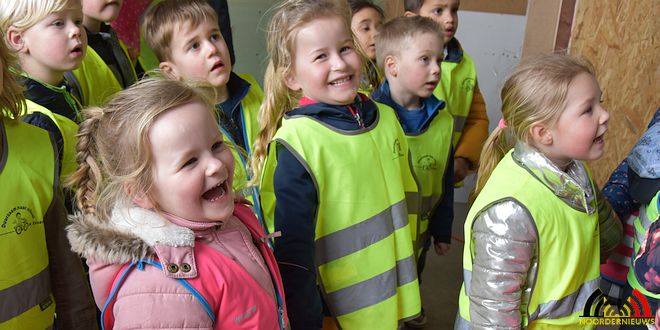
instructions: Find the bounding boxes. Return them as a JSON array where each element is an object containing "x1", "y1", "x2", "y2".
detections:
[
  {"x1": 211, "y1": 61, "x2": 225, "y2": 72},
  {"x1": 71, "y1": 45, "x2": 83, "y2": 56},
  {"x1": 594, "y1": 132, "x2": 606, "y2": 144},
  {"x1": 329, "y1": 75, "x2": 353, "y2": 87},
  {"x1": 202, "y1": 180, "x2": 229, "y2": 202}
]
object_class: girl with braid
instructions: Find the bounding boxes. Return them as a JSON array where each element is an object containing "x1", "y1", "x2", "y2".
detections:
[{"x1": 66, "y1": 78, "x2": 288, "y2": 329}]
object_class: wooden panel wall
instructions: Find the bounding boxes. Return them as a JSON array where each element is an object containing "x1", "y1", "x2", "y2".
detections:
[{"x1": 569, "y1": 0, "x2": 659, "y2": 185}]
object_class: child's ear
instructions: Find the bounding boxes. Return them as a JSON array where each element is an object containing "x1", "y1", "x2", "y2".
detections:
[
  {"x1": 384, "y1": 55, "x2": 398, "y2": 77},
  {"x1": 6, "y1": 26, "x2": 27, "y2": 53},
  {"x1": 159, "y1": 61, "x2": 180, "y2": 80},
  {"x1": 529, "y1": 122, "x2": 553, "y2": 146},
  {"x1": 403, "y1": 11, "x2": 418, "y2": 17},
  {"x1": 283, "y1": 71, "x2": 301, "y2": 91},
  {"x1": 124, "y1": 182, "x2": 155, "y2": 209}
]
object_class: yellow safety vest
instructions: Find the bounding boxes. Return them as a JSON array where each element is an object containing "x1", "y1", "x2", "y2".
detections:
[
  {"x1": 458, "y1": 151, "x2": 600, "y2": 328},
  {"x1": 260, "y1": 103, "x2": 421, "y2": 328},
  {"x1": 405, "y1": 108, "x2": 453, "y2": 256},
  {"x1": 628, "y1": 192, "x2": 660, "y2": 299},
  {"x1": 25, "y1": 100, "x2": 79, "y2": 182},
  {"x1": 70, "y1": 46, "x2": 130, "y2": 107},
  {"x1": 433, "y1": 52, "x2": 477, "y2": 147},
  {"x1": 0, "y1": 119, "x2": 57, "y2": 329},
  {"x1": 218, "y1": 73, "x2": 263, "y2": 221}
]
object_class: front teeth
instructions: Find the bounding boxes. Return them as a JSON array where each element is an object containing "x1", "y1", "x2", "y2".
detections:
[{"x1": 331, "y1": 77, "x2": 351, "y2": 86}]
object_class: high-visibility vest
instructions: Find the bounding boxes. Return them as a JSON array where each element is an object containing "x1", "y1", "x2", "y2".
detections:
[
  {"x1": 0, "y1": 119, "x2": 57, "y2": 329},
  {"x1": 260, "y1": 103, "x2": 421, "y2": 328},
  {"x1": 25, "y1": 100, "x2": 79, "y2": 182},
  {"x1": 628, "y1": 192, "x2": 660, "y2": 299},
  {"x1": 218, "y1": 73, "x2": 263, "y2": 222},
  {"x1": 458, "y1": 150, "x2": 600, "y2": 328},
  {"x1": 69, "y1": 46, "x2": 126, "y2": 106},
  {"x1": 433, "y1": 52, "x2": 476, "y2": 147},
  {"x1": 405, "y1": 108, "x2": 453, "y2": 256}
]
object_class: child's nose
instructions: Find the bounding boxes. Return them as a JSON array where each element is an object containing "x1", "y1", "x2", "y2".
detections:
[
  {"x1": 205, "y1": 42, "x2": 219, "y2": 57},
  {"x1": 331, "y1": 55, "x2": 347, "y2": 71},
  {"x1": 599, "y1": 106, "x2": 610, "y2": 124},
  {"x1": 205, "y1": 156, "x2": 224, "y2": 177}
]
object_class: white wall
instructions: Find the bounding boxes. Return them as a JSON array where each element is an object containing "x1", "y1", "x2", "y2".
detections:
[
  {"x1": 228, "y1": 0, "x2": 272, "y2": 83},
  {"x1": 227, "y1": 3, "x2": 528, "y2": 203},
  {"x1": 452, "y1": 10, "x2": 527, "y2": 202}
]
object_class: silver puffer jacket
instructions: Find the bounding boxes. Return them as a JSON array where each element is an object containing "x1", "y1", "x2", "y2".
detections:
[{"x1": 458, "y1": 142, "x2": 622, "y2": 330}]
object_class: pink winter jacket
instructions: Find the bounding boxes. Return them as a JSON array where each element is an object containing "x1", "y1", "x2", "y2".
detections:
[{"x1": 67, "y1": 202, "x2": 288, "y2": 329}]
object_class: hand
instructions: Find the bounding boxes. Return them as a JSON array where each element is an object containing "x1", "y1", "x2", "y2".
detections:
[
  {"x1": 434, "y1": 242, "x2": 451, "y2": 256},
  {"x1": 454, "y1": 157, "x2": 471, "y2": 182}
]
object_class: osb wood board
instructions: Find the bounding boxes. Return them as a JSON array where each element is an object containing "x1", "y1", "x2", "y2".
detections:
[
  {"x1": 461, "y1": 0, "x2": 527, "y2": 15},
  {"x1": 383, "y1": 0, "x2": 527, "y2": 20},
  {"x1": 570, "y1": 0, "x2": 658, "y2": 186}
]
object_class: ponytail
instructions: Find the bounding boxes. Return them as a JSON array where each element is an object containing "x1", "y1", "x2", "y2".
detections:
[
  {"x1": 249, "y1": 61, "x2": 295, "y2": 185},
  {"x1": 67, "y1": 107, "x2": 104, "y2": 215},
  {"x1": 471, "y1": 126, "x2": 512, "y2": 202}
]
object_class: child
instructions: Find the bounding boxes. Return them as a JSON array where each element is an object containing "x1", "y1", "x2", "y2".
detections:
[
  {"x1": 69, "y1": 0, "x2": 136, "y2": 106},
  {"x1": 370, "y1": 15, "x2": 453, "y2": 328},
  {"x1": 456, "y1": 54, "x2": 622, "y2": 328},
  {"x1": 348, "y1": 0, "x2": 383, "y2": 93},
  {"x1": 142, "y1": 0, "x2": 265, "y2": 220},
  {"x1": 250, "y1": 0, "x2": 421, "y2": 328},
  {"x1": 624, "y1": 113, "x2": 659, "y2": 328},
  {"x1": 0, "y1": 30, "x2": 96, "y2": 329},
  {"x1": 65, "y1": 78, "x2": 288, "y2": 329},
  {"x1": 0, "y1": 0, "x2": 86, "y2": 183},
  {"x1": 404, "y1": 0, "x2": 489, "y2": 184},
  {"x1": 600, "y1": 108, "x2": 659, "y2": 306}
]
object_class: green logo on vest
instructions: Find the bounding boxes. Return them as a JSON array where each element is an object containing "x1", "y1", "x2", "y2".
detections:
[
  {"x1": 462, "y1": 77, "x2": 475, "y2": 92},
  {"x1": 392, "y1": 139, "x2": 404, "y2": 159},
  {"x1": 417, "y1": 155, "x2": 437, "y2": 171},
  {"x1": 1, "y1": 206, "x2": 40, "y2": 235},
  {"x1": 579, "y1": 288, "x2": 655, "y2": 326}
]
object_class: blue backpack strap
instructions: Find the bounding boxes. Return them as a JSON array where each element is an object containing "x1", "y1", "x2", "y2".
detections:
[{"x1": 100, "y1": 259, "x2": 215, "y2": 329}]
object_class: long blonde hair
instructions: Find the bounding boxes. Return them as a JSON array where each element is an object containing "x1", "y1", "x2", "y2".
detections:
[
  {"x1": 67, "y1": 78, "x2": 215, "y2": 220},
  {"x1": 249, "y1": 0, "x2": 352, "y2": 184},
  {"x1": 473, "y1": 53, "x2": 595, "y2": 199},
  {"x1": 0, "y1": 30, "x2": 25, "y2": 120}
]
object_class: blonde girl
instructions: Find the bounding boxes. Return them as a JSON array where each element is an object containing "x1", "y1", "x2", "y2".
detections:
[
  {"x1": 251, "y1": 0, "x2": 421, "y2": 328},
  {"x1": 66, "y1": 78, "x2": 288, "y2": 329},
  {"x1": 456, "y1": 53, "x2": 622, "y2": 329},
  {"x1": 0, "y1": 32, "x2": 96, "y2": 329}
]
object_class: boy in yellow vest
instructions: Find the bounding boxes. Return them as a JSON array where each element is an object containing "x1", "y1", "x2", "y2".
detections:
[
  {"x1": 404, "y1": 0, "x2": 489, "y2": 184},
  {"x1": 142, "y1": 0, "x2": 265, "y2": 219},
  {"x1": 0, "y1": 0, "x2": 86, "y2": 192},
  {"x1": 370, "y1": 16, "x2": 453, "y2": 328},
  {"x1": 68, "y1": 0, "x2": 137, "y2": 106},
  {"x1": 0, "y1": 27, "x2": 96, "y2": 329}
]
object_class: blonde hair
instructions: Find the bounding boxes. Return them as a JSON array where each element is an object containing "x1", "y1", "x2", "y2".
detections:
[
  {"x1": 473, "y1": 53, "x2": 595, "y2": 199},
  {"x1": 67, "y1": 78, "x2": 216, "y2": 220},
  {"x1": 249, "y1": 0, "x2": 353, "y2": 184},
  {"x1": 141, "y1": 0, "x2": 219, "y2": 62},
  {"x1": 0, "y1": 31, "x2": 25, "y2": 120},
  {"x1": 375, "y1": 16, "x2": 443, "y2": 68},
  {"x1": 0, "y1": 0, "x2": 81, "y2": 33}
]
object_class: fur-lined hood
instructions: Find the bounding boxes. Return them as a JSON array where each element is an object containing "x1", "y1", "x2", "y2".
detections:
[{"x1": 67, "y1": 207, "x2": 196, "y2": 264}]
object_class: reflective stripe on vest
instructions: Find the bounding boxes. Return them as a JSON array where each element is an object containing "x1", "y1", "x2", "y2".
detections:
[
  {"x1": 405, "y1": 108, "x2": 453, "y2": 256},
  {"x1": 628, "y1": 193, "x2": 660, "y2": 299},
  {"x1": 432, "y1": 53, "x2": 476, "y2": 147},
  {"x1": 260, "y1": 103, "x2": 421, "y2": 328},
  {"x1": 25, "y1": 100, "x2": 79, "y2": 182},
  {"x1": 459, "y1": 150, "x2": 599, "y2": 327},
  {"x1": 219, "y1": 73, "x2": 264, "y2": 223},
  {"x1": 0, "y1": 120, "x2": 57, "y2": 328},
  {"x1": 71, "y1": 47, "x2": 124, "y2": 106}
]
